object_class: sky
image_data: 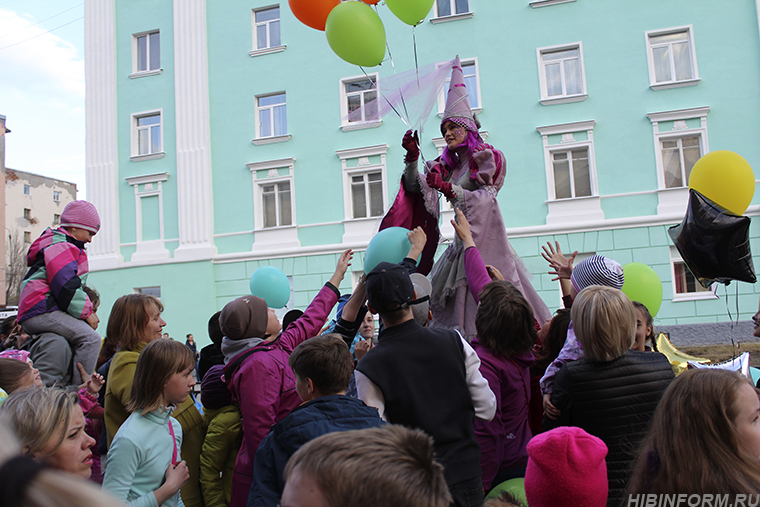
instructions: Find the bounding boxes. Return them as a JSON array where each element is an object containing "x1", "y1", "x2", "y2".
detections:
[{"x1": 0, "y1": 0, "x2": 86, "y2": 196}]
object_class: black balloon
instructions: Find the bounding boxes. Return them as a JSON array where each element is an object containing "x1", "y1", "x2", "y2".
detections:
[{"x1": 668, "y1": 189, "x2": 756, "y2": 288}]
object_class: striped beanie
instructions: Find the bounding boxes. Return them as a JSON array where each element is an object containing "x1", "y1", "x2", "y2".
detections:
[
  {"x1": 60, "y1": 200, "x2": 100, "y2": 233},
  {"x1": 570, "y1": 255, "x2": 624, "y2": 292}
]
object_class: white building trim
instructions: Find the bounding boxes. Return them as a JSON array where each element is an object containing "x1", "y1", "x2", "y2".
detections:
[
  {"x1": 172, "y1": 0, "x2": 216, "y2": 261},
  {"x1": 247, "y1": 158, "x2": 300, "y2": 251},
  {"x1": 125, "y1": 172, "x2": 170, "y2": 262}
]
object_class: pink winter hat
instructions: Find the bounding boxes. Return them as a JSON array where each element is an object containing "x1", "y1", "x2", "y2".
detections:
[
  {"x1": 525, "y1": 426, "x2": 608, "y2": 507},
  {"x1": 60, "y1": 200, "x2": 100, "y2": 233}
]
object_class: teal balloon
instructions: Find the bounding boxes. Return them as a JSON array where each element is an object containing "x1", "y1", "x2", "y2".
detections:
[
  {"x1": 621, "y1": 262, "x2": 663, "y2": 317},
  {"x1": 325, "y1": 1, "x2": 386, "y2": 67},
  {"x1": 364, "y1": 227, "x2": 411, "y2": 274},
  {"x1": 386, "y1": 0, "x2": 434, "y2": 25},
  {"x1": 250, "y1": 266, "x2": 291, "y2": 309},
  {"x1": 485, "y1": 478, "x2": 527, "y2": 506}
]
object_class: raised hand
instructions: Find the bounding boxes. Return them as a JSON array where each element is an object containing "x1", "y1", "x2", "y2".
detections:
[
  {"x1": 329, "y1": 249, "x2": 354, "y2": 288},
  {"x1": 426, "y1": 172, "x2": 456, "y2": 200},
  {"x1": 541, "y1": 241, "x2": 576, "y2": 281},
  {"x1": 402, "y1": 130, "x2": 419, "y2": 163},
  {"x1": 450, "y1": 208, "x2": 475, "y2": 249},
  {"x1": 406, "y1": 227, "x2": 427, "y2": 261}
]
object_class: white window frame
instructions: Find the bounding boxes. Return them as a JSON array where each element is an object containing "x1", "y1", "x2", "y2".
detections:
[
  {"x1": 340, "y1": 73, "x2": 382, "y2": 131},
  {"x1": 431, "y1": 0, "x2": 473, "y2": 23},
  {"x1": 53, "y1": 214, "x2": 60, "y2": 226},
  {"x1": 23, "y1": 231, "x2": 31, "y2": 243},
  {"x1": 348, "y1": 170, "x2": 384, "y2": 220},
  {"x1": 437, "y1": 57, "x2": 482, "y2": 115},
  {"x1": 537, "y1": 42, "x2": 587, "y2": 105},
  {"x1": 53, "y1": 191, "x2": 61, "y2": 203},
  {"x1": 647, "y1": 106, "x2": 710, "y2": 216},
  {"x1": 645, "y1": 25, "x2": 700, "y2": 90},
  {"x1": 124, "y1": 172, "x2": 170, "y2": 262},
  {"x1": 250, "y1": 5, "x2": 287, "y2": 57},
  {"x1": 536, "y1": 120, "x2": 603, "y2": 225},
  {"x1": 247, "y1": 158, "x2": 300, "y2": 251},
  {"x1": 133, "y1": 286, "x2": 162, "y2": 299},
  {"x1": 253, "y1": 92, "x2": 290, "y2": 144},
  {"x1": 670, "y1": 246, "x2": 717, "y2": 301},
  {"x1": 23, "y1": 184, "x2": 30, "y2": 195},
  {"x1": 336, "y1": 145, "x2": 389, "y2": 244},
  {"x1": 130, "y1": 30, "x2": 161, "y2": 78},
  {"x1": 130, "y1": 110, "x2": 164, "y2": 161},
  {"x1": 529, "y1": 0, "x2": 576, "y2": 7}
]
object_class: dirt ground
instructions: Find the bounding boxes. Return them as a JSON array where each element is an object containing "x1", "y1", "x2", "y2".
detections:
[{"x1": 678, "y1": 342, "x2": 760, "y2": 367}]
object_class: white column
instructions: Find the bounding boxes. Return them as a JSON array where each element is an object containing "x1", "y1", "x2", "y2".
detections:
[
  {"x1": 85, "y1": 0, "x2": 122, "y2": 270},
  {"x1": 172, "y1": 0, "x2": 216, "y2": 261}
]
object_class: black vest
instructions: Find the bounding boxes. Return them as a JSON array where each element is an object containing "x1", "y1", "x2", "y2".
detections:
[{"x1": 357, "y1": 319, "x2": 481, "y2": 484}]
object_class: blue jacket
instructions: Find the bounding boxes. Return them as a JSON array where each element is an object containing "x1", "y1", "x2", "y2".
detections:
[{"x1": 248, "y1": 395, "x2": 383, "y2": 507}]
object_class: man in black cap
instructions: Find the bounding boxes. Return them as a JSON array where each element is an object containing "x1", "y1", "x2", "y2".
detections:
[{"x1": 355, "y1": 262, "x2": 496, "y2": 507}]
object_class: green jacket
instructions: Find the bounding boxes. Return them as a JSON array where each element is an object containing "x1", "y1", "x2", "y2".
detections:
[
  {"x1": 104, "y1": 342, "x2": 207, "y2": 507},
  {"x1": 200, "y1": 405, "x2": 242, "y2": 507}
]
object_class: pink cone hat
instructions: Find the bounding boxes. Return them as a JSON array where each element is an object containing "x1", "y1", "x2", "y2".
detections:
[{"x1": 442, "y1": 55, "x2": 477, "y2": 133}]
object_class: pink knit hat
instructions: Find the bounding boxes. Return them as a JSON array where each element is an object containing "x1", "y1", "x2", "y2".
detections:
[
  {"x1": 525, "y1": 426, "x2": 608, "y2": 507},
  {"x1": 60, "y1": 200, "x2": 101, "y2": 234},
  {"x1": 442, "y1": 55, "x2": 478, "y2": 134}
]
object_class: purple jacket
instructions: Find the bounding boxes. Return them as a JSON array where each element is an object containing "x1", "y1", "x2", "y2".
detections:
[
  {"x1": 223, "y1": 283, "x2": 339, "y2": 507},
  {"x1": 465, "y1": 246, "x2": 534, "y2": 489}
]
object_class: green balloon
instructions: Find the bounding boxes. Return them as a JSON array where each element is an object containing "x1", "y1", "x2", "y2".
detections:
[
  {"x1": 325, "y1": 2, "x2": 386, "y2": 67},
  {"x1": 621, "y1": 262, "x2": 663, "y2": 317},
  {"x1": 386, "y1": 0, "x2": 435, "y2": 25}
]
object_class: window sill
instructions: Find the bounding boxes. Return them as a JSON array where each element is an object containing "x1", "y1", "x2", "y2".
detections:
[
  {"x1": 129, "y1": 69, "x2": 163, "y2": 79},
  {"x1": 529, "y1": 0, "x2": 576, "y2": 7},
  {"x1": 252, "y1": 134, "x2": 292, "y2": 146},
  {"x1": 341, "y1": 120, "x2": 382, "y2": 132},
  {"x1": 130, "y1": 152, "x2": 165, "y2": 162},
  {"x1": 650, "y1": 78, "x2": 700, "y2": 91},
  {"x1": 430, "y1": 12, "x2": 474, "y2": 23},
  {"x1": 257, "y1": 224, "x2": 296, "y2": 232},
  {"x1": 248, "y1": 45, "x2": 287, "y2": 58},
  {"x1": 540, "y1": 93, "x2": 587, "y2": 106},
  {"x1": 672, "y1": 290, "x2": 717, "y2": 302}
]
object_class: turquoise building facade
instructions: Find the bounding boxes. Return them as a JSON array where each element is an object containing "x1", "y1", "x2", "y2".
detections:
[{"x1": 84, "y1": 0, "x2": 760, "y2": 345}]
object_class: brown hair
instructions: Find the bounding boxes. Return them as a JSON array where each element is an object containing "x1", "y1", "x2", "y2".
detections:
[
  {"x1": 475, "y1": 281, "x2": 537, "y2": 358},
  {"x1": 632, "y1": 301, "x2": 657, "y2": 351},
  {"x1": 284, "y1": 425, "x2": 452, "y2": 507},
  {"x1": 288, "y1": 335, "x2": 353, "y2": 395},
  {"x1": 106, "y1": 294, "x2": 164, "y2": 351},
  {"x1": 627, "y1": 369, "x2": 760, "y2": 495},
  {"x1": 571, "y1": 286, "x2": 635, "y2": 362},
  {"x1": 533, "y1": 308, "x2": 571, "y2": 372},
  {"x1": 126, "y1": 339, "x2": 194, "y2": 415},
  {"x1": 82, "y1": 285, "x2": 100, "y2": 310},
  {"x1": 0, "y1": 358, "x2": 34, "y2": 394},
  {"x1": 0, "y1": 387, "x2": 79, "y2": 457}
]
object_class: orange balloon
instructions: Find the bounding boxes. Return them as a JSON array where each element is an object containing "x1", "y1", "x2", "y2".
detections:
[
  {"x1": 362, "y1": 0, "x2": 382, "y2": 4},
  {"x1": 289, "y1": 0, "x2": 340, "y2": 31}
]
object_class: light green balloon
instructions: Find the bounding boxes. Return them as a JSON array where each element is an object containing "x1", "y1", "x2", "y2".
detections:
[
  {"x1": 622, "y1": 262, "x2": 663, "y2": 317},
  {"x1": 386, "y1": 0, "x2": 435, "y2": 25},
  {"x1": 325, "y1": 2, "x2": 386, "y2": 67}
]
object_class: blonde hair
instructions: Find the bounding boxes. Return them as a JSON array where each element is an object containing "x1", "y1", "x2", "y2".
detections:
[
  {"x1": 106, "y1": 294, "x2": 164, "y2": 351},
  {"x1": 127, "y1": 339, "x2": 195, "y2": 415},
  {"x1": 0, "y1": 422, "x2": 124, "y2": 507},
  {"x1": 571, "y1": 285, "x2": 635, "y2": 362},
  {"x1": 0, "y1": 387, "x2": 78, "y2": 457}
]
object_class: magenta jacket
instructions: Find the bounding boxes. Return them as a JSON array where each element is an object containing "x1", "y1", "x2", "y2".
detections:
[
  {"x1": 223, "y1": 283, "x2": 339, "y2": 507},
  {"x1": 465, "y1": 246, "x2": 533, "y2": 489}
]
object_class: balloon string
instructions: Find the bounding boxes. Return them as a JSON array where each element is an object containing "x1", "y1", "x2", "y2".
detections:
[
  {"x1": 359, "y1": 65, "x2": 410, "y2": 129},
  {"x1": 383, "y1": 35, "x2": 412, "y2": 128},
  {"x1": 724, "y1": 283, "x2": 737, "y2": 362},
  {"x1": 411, "y1": 24, "x2": 427, "y2": 166}
]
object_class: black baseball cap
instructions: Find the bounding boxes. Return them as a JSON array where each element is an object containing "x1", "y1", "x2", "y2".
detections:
[{"x1": 366, "y1": 262, "x2": 415, "y2": 313}]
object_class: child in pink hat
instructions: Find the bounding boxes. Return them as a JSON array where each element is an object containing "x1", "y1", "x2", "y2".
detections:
[{"x1": 16, "y1": 200, "x2": 101, "y2": 385}]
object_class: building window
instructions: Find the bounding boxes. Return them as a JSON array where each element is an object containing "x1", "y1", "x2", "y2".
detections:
[
  {"x1": 254, "y1": 6, "x2": 280, "y2": 50},
  {"x1": 53, "y1": 214, "x2": 61, "y2": 226},
  {"x1": 53, "y1": 191, "x2": 61, "y2": 202},
  {"x1": 536, "y1": 120, "x2": 603, "y2": 225},
  {"x1": 537, "y1": 43, "x2": 587, "y2": 104},
  {"x1": 23, "y1": 184, "x2": 30, "y2": 195},
  {"x1": 438, "y1": 58, "x2": 481, "y2": 113},
  {"x1": 23, "y1": 232, "x2": 31, "y2": 243},
  {"x1": 261, "y1": 181, "x2": 292, "y2": 228},
  {"x1": 134, "y1": 31, "x2": 160, "y2": 73},
  {"x1": 256, "y1": 93, "x2": 287, "y2": 138},
  {"x1": 646, "y1": 107, "x2": 710, "y2": 202},
  {"x1": 351, "y1": 171, "x2": 384, "y2": 219},
  {"x1": 646, "y1": 26, "x2": 699, "y2": 90},
  {"x1": 134, "y1": 286, "x2": 161, "y2": 299},
  {"x1": 341, "y1": 74, "x2": 379, "y2": 127},
  {"x1": 550, "y1": 147, "x2": 592, "y2": 199},
  {"x1": 671, "y1": 247, "x2": 715, "y2": 300},
  {"x1": 435, "y1": 0, "x2": 469, "y2": 16},
  {"x1": 23, "y1": 208, "x2": 31, "y2": 220},
  {"x1": 660, "y1": 135, "x2": 701, "y2": 189},
  {"x1": 124, "y1": 172, "x2": 171, "y2": 262},
  {"x1": 132, "y1": 111, "x2": 163, "y2": 158}
]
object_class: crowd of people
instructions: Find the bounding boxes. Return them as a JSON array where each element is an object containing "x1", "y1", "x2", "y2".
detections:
[{"x1": 0, "y1": 56, "x2": 759, "y2": 507}]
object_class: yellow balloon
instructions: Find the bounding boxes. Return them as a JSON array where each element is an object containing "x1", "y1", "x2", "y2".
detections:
[{"x1": 688, "y1": 150, "x2": 755, "y2": 215}]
